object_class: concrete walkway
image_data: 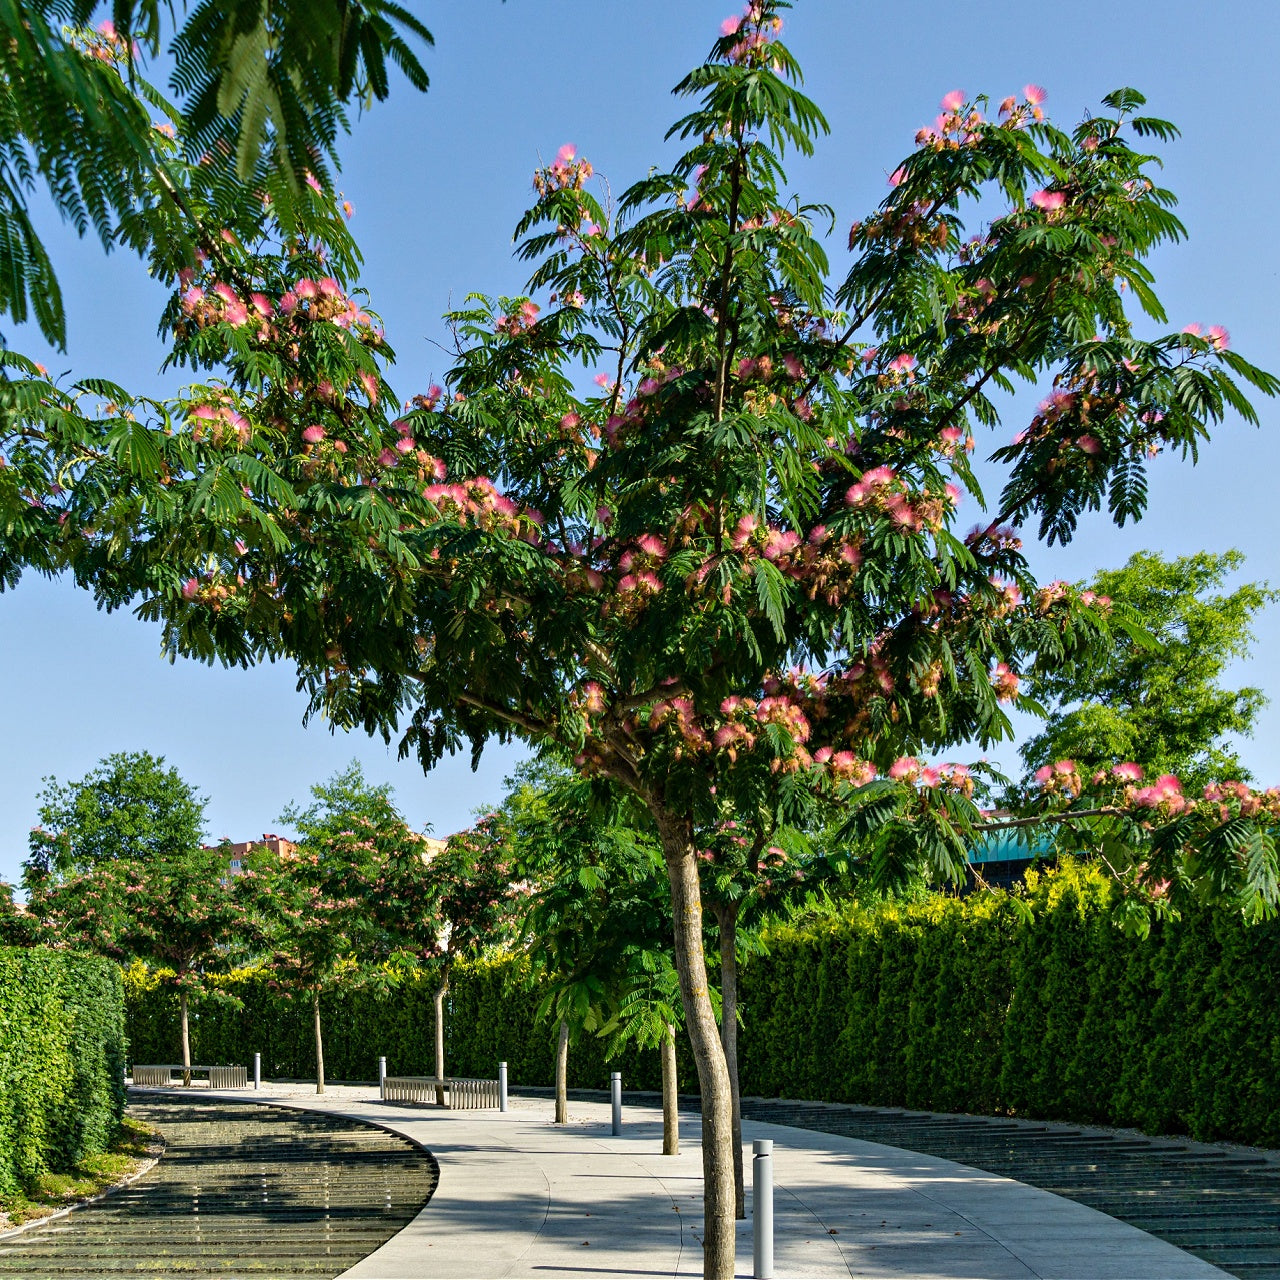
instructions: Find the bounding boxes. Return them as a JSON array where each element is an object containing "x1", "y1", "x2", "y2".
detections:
[{"x1": 144, "y1": 1083, "x2": 1231, "y2": 1280}]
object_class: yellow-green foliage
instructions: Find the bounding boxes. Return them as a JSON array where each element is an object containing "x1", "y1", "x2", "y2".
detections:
[
  {"x1": 0, "y1": 947, "x2": 126, "y2": 1197},
  {"x1": 741, "y1": 861, "x2": 1280, "y2": 1145}
]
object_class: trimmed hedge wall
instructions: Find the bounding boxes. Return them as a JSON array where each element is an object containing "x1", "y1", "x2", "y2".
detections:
[
  {"x1": 122, "y1": 862, "x2": 1280, "y2": 1146},
  {"x1": 740, "y1": 863, "x2": 1280, "y2": 1146},
  {"x1": 122, "y1": 960, "x2": 695, "y2": 1093},
  {"x1": 0, "y1": 947, "x2": 127, "y2": 1196}
]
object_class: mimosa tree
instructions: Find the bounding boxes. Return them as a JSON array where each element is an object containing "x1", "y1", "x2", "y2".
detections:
[{"x1": 5, "y1": 5, "x2": 1279, "y2": 1275}]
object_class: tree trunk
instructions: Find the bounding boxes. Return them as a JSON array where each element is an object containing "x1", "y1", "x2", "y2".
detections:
[
  {"x1": 179, "y1": 988, "x2": 192, "y2": 1087},
  {"x1": 433, "y1": 975, "x2": 449, "y2": 1106},
  {"x1": 654, "y1": 806, "x2": 735, "y2": 1280},
  {"x1": 661, "y1": 1020, "x2": 679, "y2": 1155},
  {"x1": 554, "y1": 1017, "x2": 570, "y2": 1124},
  {"x1": 715, "y1": 901, "x2": 745, "y2": 1218},
  {"x1": 313, "y1": 989, "x2": 326, "y2": 1095}
]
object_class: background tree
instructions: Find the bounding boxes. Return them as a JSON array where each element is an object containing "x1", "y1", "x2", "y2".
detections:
[
  {"x1": 505, "y1": 763, "x2": 680, "y2": 1139},
  {"x1": 419, "y1": 813, "x2": 519, "y2": 1100},
  {"x1": 26, "y1": 751, "x2": 207, "y2": 880},
  {"x1": 0, "y1": 881, "x2": 41, "y2": 947},
  {"x1": 27, "y1": 842, "x2": 249, "y2": 1083},
  {"x1": 1018, "y1": 549, "x2": 1275, "y2": 793},
  {"x1": 243, "y1": 762, "x2": 435, "y2": 1094},
  {"x1": 8, "y1": 7, "x2": 1280, "y2": 1275}
]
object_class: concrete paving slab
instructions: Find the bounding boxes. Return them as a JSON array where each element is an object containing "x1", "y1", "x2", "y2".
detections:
[{"x1": 155, "y1": 1083, "x2": 1231, "y2": 1280}]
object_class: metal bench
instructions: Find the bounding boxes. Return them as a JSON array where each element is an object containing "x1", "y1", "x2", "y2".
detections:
[
  {"x1": 381, "y1": 1075, "x2": 500, "y2": 1109},
  {"x1": 131, "y1": 1063, "x2": 249, "y2": 1089}
]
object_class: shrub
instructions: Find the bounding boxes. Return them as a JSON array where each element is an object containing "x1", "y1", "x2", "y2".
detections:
[{"x1": 0, "y1": 947, "x2": 126, "y2": 1196}]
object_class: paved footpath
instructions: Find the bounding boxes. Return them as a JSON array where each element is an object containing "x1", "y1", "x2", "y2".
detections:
[{"x1": 190, "y1": 1083, "x2": 1229, "y2": 1280}]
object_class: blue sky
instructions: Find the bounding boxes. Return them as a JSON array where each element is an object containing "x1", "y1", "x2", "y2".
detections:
[{"x1": 2, "y1": 0, "x2": 1277, "y2": 882}]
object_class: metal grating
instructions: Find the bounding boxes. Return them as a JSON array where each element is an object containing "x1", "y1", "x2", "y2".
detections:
[{"x1": 0, "y1": 1096, "x2": 437, "y2": 1278}]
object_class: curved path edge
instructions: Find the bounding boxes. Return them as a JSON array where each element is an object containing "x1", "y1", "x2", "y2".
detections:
[{"x1": 186, "y1": 1083, "x2": 1229, "y2": 1280}]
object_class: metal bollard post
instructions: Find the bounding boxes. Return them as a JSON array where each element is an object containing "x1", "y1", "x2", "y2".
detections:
[
  {"x1": 253, "y1": 1052, "x2": 261, "y2": 1091},
  {"x1": 610, "y1": 1071, "x2": 622, "y2": 1136},
  {"x1": 498, "y1": 1061, "x2": 508, "y2": 1112},
  {"x1": 753, "y1": 1139, "x2": 774, "y2": 1280},
  {"x1": 378, "y1": 1056, "x2": 387, "y2": 1098}
]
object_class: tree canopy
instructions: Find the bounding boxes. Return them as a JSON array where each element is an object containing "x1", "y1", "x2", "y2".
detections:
[
  {"x1": 1018, "y1": 549, "x2": 1274, "y2": 792},
  {"x1": 0, "y1": 1, "x2": 432, "y2": 350},
  {"x1": 25, "y1": 750, "x2": 207, "y2": 880}
]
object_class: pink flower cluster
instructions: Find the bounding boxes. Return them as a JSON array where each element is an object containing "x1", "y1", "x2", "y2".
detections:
[
  {"x1": 278, "y1": 277, "x2": 372, "y2": 330},
  {"x1": 186, "y1": 400, "x2": 250, "y2": 448},
  {"x1": 887, "y1": 757, "x2": 974, "y2": 796},
  {"x1": 495, "y1": 300, "x2": 540, "y2": 336},
  {"x1": 719, "y1": 3, "x2": 783, "y2": 64},
  {"x1": 534, "y1": 144, "x2": 594, "y2": 197},
  {"x1": 422, "y1": 476, "x2": 534, "y2": 537},
  {"x1": 1034, "y1": 758, "x2": 1081, "y2": 789},
  {"x1": 916, "y1": 91, "x2": 986, "y2": 150},
  {"x1": 1181, "y1": 323, "x2": 1230, "y2": 350},
  {"x1": 989, "y1": 662, "x2": 1020, "y2": 702},
  {"x1": 845, "y1": 465, "x2": 954, "y2": 533}
]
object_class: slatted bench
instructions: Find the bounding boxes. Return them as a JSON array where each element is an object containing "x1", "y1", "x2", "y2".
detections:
[
  {"x1": 131, "y1": 1064, "x2": 249, "y2": 1088},
  {"x1": 381, "y1": 1075, "x2": 500, "y2": 1109}
]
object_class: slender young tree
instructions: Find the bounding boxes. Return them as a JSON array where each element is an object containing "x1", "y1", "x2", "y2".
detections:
[
  {"x1": 505, "y1": 763, "x2": 680, "y2": 1139},
  {"x1": 7, "y1": 7, "x2": 1280, "y2": 1275},
  {"x1": 242, "y1": 763, "x2": 435, "y2": 1094},
  {"x1": 420, "y1": 815, "x2": 520, "y2": 1099}
]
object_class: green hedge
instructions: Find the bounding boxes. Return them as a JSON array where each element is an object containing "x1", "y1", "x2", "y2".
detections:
[
  {"x1": 0, "y1": 947, "x2": 127, "y2": 1196},
  {"x1": 122, "y1": 861, "x2": 1280, "y2": 1146},
  {"x1": 123, "y1": 960, "x2": 694, "y2": 1092},
  {"x1": 740, "y1": 862, "x2": 1280, "y2": 1146}
]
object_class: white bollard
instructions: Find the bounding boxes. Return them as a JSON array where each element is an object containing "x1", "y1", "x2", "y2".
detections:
[
  {"x1": 378, "y1": 1056, "x2": 387, "y2": 1098},
  {"x1": 253, "y1": 1052, "x2": 261, "y2": 1091},
  {"x1": 753, "y1": 1138, "x2": 774, "y2": 1279},
  {"x1": 610, "y1": 1071, "x2": 622, "y2": 1136},
  {"x1": 498, "y1": 1061, "x2": 508, "y2": 1112}
]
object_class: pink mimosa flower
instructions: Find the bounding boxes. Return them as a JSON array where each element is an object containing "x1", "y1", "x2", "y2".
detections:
[
  {"x1": 302, "y1": 425, "x2": 325, "y2": 443},
  {"x1": 378, "y1": 448, "x2": 398, "y2": 467},
  {"x1": 1207, "y1": 325, "x2": 1230, "y2": 350},
  {"x1": 720, "y1": 15, "x2": 742, "y2": 35},
  {"x1": 1113, "y1": 762, "x2": 1143, "y2": 781},
  {"x1": 1182, "y1": 322, "x2": 1202, "y2": 336},
  {"x1": 359, "y1": 371, "x2": 379, "y2": 404},
  {"x1": 888, "y1": 167, "x2": 907, "y2": 187},
  {"x1": 1077, "y1": 434, "x2": 1101, "y2": 455},
  {"x1": 181, "y1": 578, "x2": 199, "y2": 600},
  {"x1": 1030, "y1": 189, "x2": 1065, "y2": 211},
  {"x1": 1024, "y1": 84, "x2": 1047, "y2": 105},
  {"x1": 940, "y1": 90, "x2": 966, "y2": 112},
  {"x1": 395, "y1": 437, "x2": 415, "y2": 453},
  {"x1": 556, "y1": 143, "x2": 577, "y2": 164}
]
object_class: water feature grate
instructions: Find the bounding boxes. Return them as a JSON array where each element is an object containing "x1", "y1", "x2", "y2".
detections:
[
  {"x1": 739, "y1": 1096, "x2": 1280, "y2": 1279},
  {"x1": 0, "y1": 1095, "x2": 437, "y2": 1279}
]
